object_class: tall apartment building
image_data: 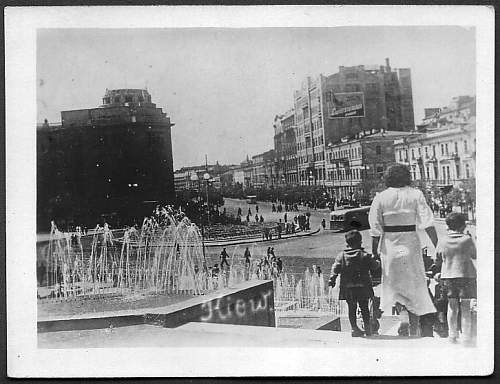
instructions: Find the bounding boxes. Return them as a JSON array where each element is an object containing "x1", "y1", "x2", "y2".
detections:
[
  {"x1": 293, "y1": 58, "x2": 415, "y2": 186},
  {"x1": 37, "y1": 89, "x2": 175, "y2": 230},
  {"x1": 273, "y1": 109, "x2": 298, "y2": 185}
]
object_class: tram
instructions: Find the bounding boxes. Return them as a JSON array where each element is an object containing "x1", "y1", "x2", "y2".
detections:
[{"x1": 329, "y1": 206, "x2": 371, "y2": 231}]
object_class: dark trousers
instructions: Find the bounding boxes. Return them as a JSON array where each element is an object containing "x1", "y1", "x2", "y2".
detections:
[{"x1": 347, "y1": 299, "x2": 370, "y2": 332}]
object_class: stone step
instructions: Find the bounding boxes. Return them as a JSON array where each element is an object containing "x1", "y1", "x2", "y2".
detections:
[
  {"x1": 175, "y1": 321, "x2": 447, "y2": 348},
  {"x1": 39, "y1": 320, "x2": 453, "y2": 349}
]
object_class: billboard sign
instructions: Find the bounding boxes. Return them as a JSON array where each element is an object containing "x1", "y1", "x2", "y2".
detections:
[{"x1": 327, "y1": 91, "x2": 365, "y2": 119}]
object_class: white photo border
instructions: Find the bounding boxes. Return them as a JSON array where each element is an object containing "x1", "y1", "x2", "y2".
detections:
[{"x1": 5, "y1": 5, "x2": 495, "y2": 377}]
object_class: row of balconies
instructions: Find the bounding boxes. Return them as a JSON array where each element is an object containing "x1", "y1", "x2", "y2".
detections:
[{"x1": 400, "y1": 152, "x2": 465, "y2": 164}]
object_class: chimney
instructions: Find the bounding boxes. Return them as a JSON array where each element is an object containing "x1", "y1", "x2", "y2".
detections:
[{"x1": 385, "y1": 58, "x2": 391, "y2": 72}]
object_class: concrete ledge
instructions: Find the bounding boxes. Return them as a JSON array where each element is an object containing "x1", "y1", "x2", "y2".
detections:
[
  {"x1": 277, "y1": 312, "x2": 341, "y2": 331},
  {"x1": 38, "y1": 280, "x2": 275, "y2": 333}
]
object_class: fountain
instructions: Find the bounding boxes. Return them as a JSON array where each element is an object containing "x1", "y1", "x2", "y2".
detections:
[
  {"x1": 38, "y1": 208, "x2": 345, "y2": 323},
  {"x1": 274, "y1": 268, "x2": 348, "y2": 317},
  {"x1": 37, "y1": 211, "x2": 211, "y2": 303}
]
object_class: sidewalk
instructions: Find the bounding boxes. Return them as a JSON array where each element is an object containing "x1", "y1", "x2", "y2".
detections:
[{"x1": 205, "y1": 228, "x2": 321, "y2": 247}]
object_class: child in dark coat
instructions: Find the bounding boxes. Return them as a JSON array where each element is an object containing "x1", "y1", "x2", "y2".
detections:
[{"x1": 329, "y1": 230, "x2": 380, "y2": 337}]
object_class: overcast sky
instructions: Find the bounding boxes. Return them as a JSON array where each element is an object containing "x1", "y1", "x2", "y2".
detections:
[{"x1": 37, "y1": 26, "x2": 475, "y2": 169}]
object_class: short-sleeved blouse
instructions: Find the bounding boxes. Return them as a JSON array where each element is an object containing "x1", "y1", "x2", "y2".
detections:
[{"x1": 369, "y1": 186, "x2": 434, "y2": 237}]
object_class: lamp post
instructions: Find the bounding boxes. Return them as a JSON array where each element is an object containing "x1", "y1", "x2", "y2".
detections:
[
  {"x1": 203, "y1": 172, "x2": 211, "y2": 226},
  {"x1": 190, "y1": 173, "x2": 206, "y2": 264}
]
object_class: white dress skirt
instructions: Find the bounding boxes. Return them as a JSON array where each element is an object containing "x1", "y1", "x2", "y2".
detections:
[{"x1": 369, "y1": 186, "x2": 436, "y2": 316}]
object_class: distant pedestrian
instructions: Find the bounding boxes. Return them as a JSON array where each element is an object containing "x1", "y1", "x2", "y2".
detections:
[
  {"x1": 246, "y1": 214, "x2": 250, "y2": 223},
  {"x1": 260, "y1": 215, "x2": 264, "y2": 223},
  {"x1": 255, "y1": 214, "x2": 259, "y2": 222},
  {"x1": 244, "y1": 247, "x2": 251, "y2": 265},
  {"x1": 256, "y1": 205, "x2": 259, "y2": 213},
  {"x1": 248, "y1": 208, "x2": 252, "y2": 216},
  {"x1": 237, "y1": 207, "x2": 242, "y2": 216},
  {"x1": 220, "y1": 248, "x2": 230, "y2": 269},
  {"x1": 276, "y1": 257, "x2": 283, "y2": 273},
  {"x1": 284, "y1": 213, "x2": 287, "y2": 223},
  {"x1": 321, "y1": 218, "x2": 326, "y2": 230}
]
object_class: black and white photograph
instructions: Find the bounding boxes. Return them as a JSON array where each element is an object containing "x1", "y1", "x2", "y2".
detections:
[{"x1": 5, "y1": 5, "x2": 495, "y2": 377}]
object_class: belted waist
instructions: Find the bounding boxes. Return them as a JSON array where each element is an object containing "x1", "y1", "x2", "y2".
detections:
[{"x1": 383, "y1": 225, "x2": 416, "y2": 232}]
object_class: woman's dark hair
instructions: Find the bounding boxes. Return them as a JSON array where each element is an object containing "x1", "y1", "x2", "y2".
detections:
[
  {"x1": 446, "y1": 212, "x2": 466, "y2": 231},
  {"x1": 384, "y1": 164, "x2": 411, "y2": 188}
]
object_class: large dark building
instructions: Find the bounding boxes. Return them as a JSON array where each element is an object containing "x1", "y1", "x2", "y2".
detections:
[{"x1": 37, "y1": 89, "x2": 175, "y2": 231}]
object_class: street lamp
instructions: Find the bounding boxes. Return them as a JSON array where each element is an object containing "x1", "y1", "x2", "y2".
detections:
[
  {"x1": 190, "y1": 172, "x2": 206, "y2": 264},
  {"x1": 203, "y1": 172, "x2": 211, "y2": 226}
]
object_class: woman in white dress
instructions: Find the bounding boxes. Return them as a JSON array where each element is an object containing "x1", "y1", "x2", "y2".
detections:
[{"x1": 369, "y1": 164, "x2": 438, "y2": 336}]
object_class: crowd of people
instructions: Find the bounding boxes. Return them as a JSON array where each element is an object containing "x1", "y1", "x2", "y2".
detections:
[
  {"x1": 200, "y1": 246, "x2": 285, "y2": 288},
  {"x1": 430, "y1": 199, "x2": 454, "y2": 218},
  {"x1": 249, "y1": 247, "x2": 284, "y2": 280}
]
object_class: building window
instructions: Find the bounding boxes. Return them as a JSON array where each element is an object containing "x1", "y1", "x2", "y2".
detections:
[
  {"x1": 103, "y1": 97, "x2": 110, "y2": 104},
  {"x1": 418, "y1": 147, "x2": 421, "y2": 157},
  {"x1": 445, "y1": 143, "x2": 449, "y2": 155},
  {"x1": 399, "y1": 150, "x2": 403, "y2": 161},
  {"x1": 456, "y1": 163, "x2": 460, "y2": 179},
  {"x1": 432, "y1": 145, "x2": 436, "y2": 157},
  {"x1": 303, "y1": 106, "x2": 309, "y2": 118},
  {"x1": 426, "y1": 166, "x2": 430, "y2": 179},
  {"x1": 465, "y1": 164, "x2": 471, "y2": 178},
  {"x1": 424, "y1": 147, "x2": 428, "y2": 158},
  {"x1": 411, "y1": 149, "x2": 415, "y2": 160},
  {"x1": 125, "y1": 95, "x2": 133, "y2": 103},
  {"x1": 464, "y1": 140, "x2": 468, "y2": 152},
  {"x1": 376, "y1": 145, "x2": 381, "y2": 155},
  {"x1": 441, "y1": 144, "x2": 445, "y2": 156},
  {"x1": 114, "y1": 96, "x2": 120, "y2": 103}
]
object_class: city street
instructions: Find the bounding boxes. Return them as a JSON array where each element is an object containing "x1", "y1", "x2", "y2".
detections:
[
  {"x1": 204, "y1": 198, "x2": 476, "y2": 279},
  {"x1": 215, "y1": 198, "x2": 474, "y2": 253}
]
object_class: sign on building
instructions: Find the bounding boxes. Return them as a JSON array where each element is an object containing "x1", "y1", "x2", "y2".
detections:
[{"x1": 327, "y1": 91, "x2": 365, "y2": 119}]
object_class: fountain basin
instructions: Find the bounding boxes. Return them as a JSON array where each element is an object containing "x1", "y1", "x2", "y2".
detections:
[{"x1": 38, "y1": 280, "x2": 275, "y2": 334}]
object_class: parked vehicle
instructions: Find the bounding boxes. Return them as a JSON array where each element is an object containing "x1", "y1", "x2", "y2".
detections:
[
  {"x1": 329, "y1": 206, "x2": 370, "y2": 231},
  {"x1": 246, "y1": 195, "x2": 257, "y2": 204}
]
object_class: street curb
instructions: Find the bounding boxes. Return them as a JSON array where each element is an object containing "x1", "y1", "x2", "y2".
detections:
[{"x1": 205, "y1": 228, "x2": 322, "y2": 247}]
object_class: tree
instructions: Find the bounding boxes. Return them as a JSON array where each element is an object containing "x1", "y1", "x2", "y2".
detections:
[{"x1": 359, "y1": 175, "x2": 385, "y2": 200}]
